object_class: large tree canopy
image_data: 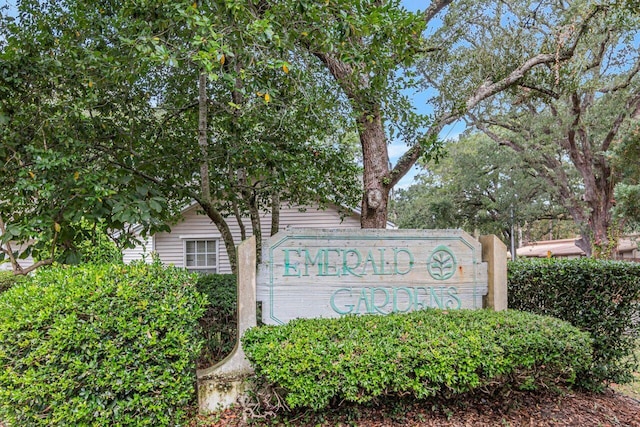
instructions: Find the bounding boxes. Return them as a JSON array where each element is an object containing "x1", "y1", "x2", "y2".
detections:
[
  {"x1": 0, "y1": 0, "x2": 361, "y2": 273},
  {"x1": 264, "y1": 0, "x2": 606, "y2": 228},
  {"x1": 424, "y1": 2, "x2": 640, "y2": 255},
  {"x1": 393, "y1": 132, "x2": 573, "y2": 247}
]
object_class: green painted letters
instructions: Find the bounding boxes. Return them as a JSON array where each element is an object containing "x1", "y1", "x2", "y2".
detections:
[
  {"x1": 282, "y1": 246, "x2": 417, "y2": 278},
  {"x1": 283, "y1": 249, "x2": 301, "y2": 277},
  {"x1": 355, "y1": 287, "x2": 373, "y2": 314},
  {"x1": 342, "y1": 249, "x2": 363, "y2": 277},
  {"x1": 330, "y1": 287, "x2": 354, "y2": 314},
  {"x1": 393, "y1": 248, "x2": 414, "y2": 275}
]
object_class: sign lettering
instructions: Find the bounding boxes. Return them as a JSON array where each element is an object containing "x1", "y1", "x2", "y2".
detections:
[{"x1": 257, "y1": 229, "x2": 488, "y2": 325}]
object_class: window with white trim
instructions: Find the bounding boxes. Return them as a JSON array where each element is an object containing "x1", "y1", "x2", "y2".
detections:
[{"x1": 184, "y1": 239, "x2": 218, "y2": 273}]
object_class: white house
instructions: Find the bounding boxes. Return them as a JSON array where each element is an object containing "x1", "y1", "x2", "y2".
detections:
[
  {"x1": 2, "y1": 203, "x2": 395, "y2": 274},
  {"x1": 123, "y1": 202, "x2": 367, "y2": 274},
  {"x1": 0, "y1": 241, "x2": 35, "y2": 272}
]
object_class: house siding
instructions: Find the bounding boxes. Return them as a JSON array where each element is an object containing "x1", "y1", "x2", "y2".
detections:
[
  {"x1": 0, "y1": 241, "x2": 34, "y2": 272},
  {"x1": 122, "y1": 236, "x2": 154, "y2": 264},
  {"x1": 149, "y1": 204, "x2": 361, "y2": 274}
]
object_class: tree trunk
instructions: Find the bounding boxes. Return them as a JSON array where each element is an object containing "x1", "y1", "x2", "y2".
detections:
[
  {"x1": 196, "y1": 71, "x2": 238, "y2": 273},
  {"x1": 231, "y1": 199, "x2": 247, "y2": 242},
  {"x1": 574, "y1": 176, "x2": 615, "y2": 258},
  {"x1": 198, "y1": 200, "x2": 238, "y2": 273},
  {"x1": 197, "y1": 72, "x2": 211, "y2": 201},
  {"x1": 271, "y1": 190, "x2": 280, "y2": 236},
  {"x1": 310, "y1": 51, "x2": 391, "y2": 229},
  {"x1": 246, "y1": 190, "x2": 262, "y2": 264},
  {"x1": 359, "y1": 108, "x2": 391, "y2": 228}
]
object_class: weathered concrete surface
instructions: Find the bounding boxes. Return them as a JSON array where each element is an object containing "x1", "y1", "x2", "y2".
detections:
[{"x1": 479, "y1": 235, "x2": 508, "y2": 311}]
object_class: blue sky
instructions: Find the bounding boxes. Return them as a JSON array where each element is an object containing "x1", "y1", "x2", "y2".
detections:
[{"x1": 388, "y1": 0, "x2": 466, "y2": 190}]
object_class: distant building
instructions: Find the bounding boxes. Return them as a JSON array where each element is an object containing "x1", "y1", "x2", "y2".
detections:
[{"x1": 516, "y1": 235, "x2": 639, "y2": 260}]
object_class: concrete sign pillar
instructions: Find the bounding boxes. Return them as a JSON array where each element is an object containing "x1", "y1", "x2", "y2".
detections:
[{"x1": 479, "y1": 235, "x2": 508, "y2": 311}]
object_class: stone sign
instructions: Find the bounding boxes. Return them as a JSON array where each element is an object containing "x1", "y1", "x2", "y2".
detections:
[{"x1": 257, "y1": 229, "x2": 488, "y2": 325}]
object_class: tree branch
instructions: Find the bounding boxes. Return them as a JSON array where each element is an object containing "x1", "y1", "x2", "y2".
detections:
[
  {"x1": 585, "y1": 31, "x2": 610, "y2": 72},
  {"x1": 198, "y1": 71, "x2": 211, "y2": 204},
  {"x1": 312, "y1": 51, "x2": 362, "y2": 101},
  {"x1": 599, "y1": 56, "x2": 640, "y2": 93},
  {"x1": 388, "y1": 6, "x2": 600, "y2": 189},
  {"x1": 566, "y1": 92, "x2": 586, "y2": 169},
  {"x1": 518, "y1": 83, "x2": 561, "y2": 100},
  {"x1": 15, "y1": 259, "x2": 54, "y2": 276},
  {"x1": 0, "y1": 216, "x2": 55, "y2": 275},
  {"x1": 0, "y1": 216, "x2": 22, "y2": 274},
  {"x1": 601, "y1": 91, "x2": 640, "y2": 153},
  {"x1": 468, "y1": 113, "x2": 526, "y2": 153},
  {"x1": 423, "y1": 0, "x2": 453, "y2": 24}
]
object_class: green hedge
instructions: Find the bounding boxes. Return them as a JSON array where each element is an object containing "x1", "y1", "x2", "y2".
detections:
[
  {"x1": 0, "y1": 270, "x2": 24, "y2": 294},
  {"x1": 0, "y1": 262, "x2": 207, "y2": 426},
  {"x1": 242, "y1": 309, "x2": 592, "y2": 410},
  {"x1": 196, "y1": 274, "x2": 237, "y2": 366},
  {"x1": 508, "y1": 258, "x2": 640, "y2": 388}
]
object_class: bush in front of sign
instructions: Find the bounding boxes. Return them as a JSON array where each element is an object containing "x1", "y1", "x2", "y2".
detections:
[
  {"x1": 0, "y1": 262, "x2": 207, "y2": 426},
  {"x1": 196, "y1": 273, "x2": 238, "y2": 367},
  {"x1": 242, "y1": 309, "x2": 592, "y2": 410},
  {"x1": 508, "y1": 258, "x2": 640, "y2": 389},
  {"x1": 0, "y1": 270, "x2": 24, "y2": 294}
]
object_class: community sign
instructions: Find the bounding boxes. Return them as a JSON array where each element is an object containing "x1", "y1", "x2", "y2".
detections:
[{"x1": 256, "y1": 229, "x2": 488, "y2": 325}]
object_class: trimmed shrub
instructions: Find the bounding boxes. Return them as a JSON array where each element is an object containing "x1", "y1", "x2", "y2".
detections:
[
  {"x1": 0, "y1": 262, "x2": 207, "y2": 426},
  {"x1": 0, "y1": 270, "x2": 24, "y2": 294},
  {"x1": 242, "y1": 309, "x2": 592, "y2": 410},
  {"x1": 75, "y1": 231, "x2": 123, "y2": 264},
  {"x1": 196, "y1": 274, "x2": 237, "y2": 366},
  {"x1": 508, "y1": 258, "x2": 640, "y2": 388}
]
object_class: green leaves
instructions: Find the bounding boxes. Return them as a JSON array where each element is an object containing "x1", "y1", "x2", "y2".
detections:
[
  {"x1": 1, "y1": 0, "x2": 182, "y2": 272},
  {"x1": 394, "y1": 131, "x2": 566, "y2": 242},
  {"x1": 243, "y1": 309, "x2": 592, "y2": 410},
  {"x1": 509, "y1": 258, "x2": 640, "y2": 388},
  {"x1": 0, "y1": 271, "x2": 24, "y2": 294},
  {"x1": 0, "y1": 262, "x2": 207, "y2": 426},
  {"x1": 195, "y1": 273, "x2": 239, "y2": 366}
]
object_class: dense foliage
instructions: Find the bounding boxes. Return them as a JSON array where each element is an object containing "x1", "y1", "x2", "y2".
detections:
[
  {"x1": 0, "y1": 270, "x2": 23, "y2": 293},
  {"x1": 3, "y1": 0, "x2": 610, "y2": 242},
  {"x1": 196, "y1": 273, "x2": 238, "y2": 367},
  {"x1": 0, "y1": 0, "x2": 361, "y2": 274},
  {"x1": 243, "y1": 309, "x2": 592, "y2": 410},
  {"x1": 433, "y1": 3, "x2": 640, "y2": 255},
  {"x1": 0, "y1": 262, "x2": 207, "y2": 426},
  {"x1": 508, "y1": 258, "x2": 640, "y2": 388},
  {"x1": 0, "y1": 0, "x2": 177, "y2": 273},
  {"x1": 71, "y1": 223, "x2": 124, "y2": 265},
  {"x1": 392, "y1": 132, "x2": 576, "y2": 245},
  {"x1": 612, "y1": 125, "x2": 640, "y2": 232}
]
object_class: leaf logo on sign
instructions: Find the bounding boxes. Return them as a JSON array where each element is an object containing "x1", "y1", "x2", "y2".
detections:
[{"x1": 427, "y1": 246, "x2": 456, "y2": 280}]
